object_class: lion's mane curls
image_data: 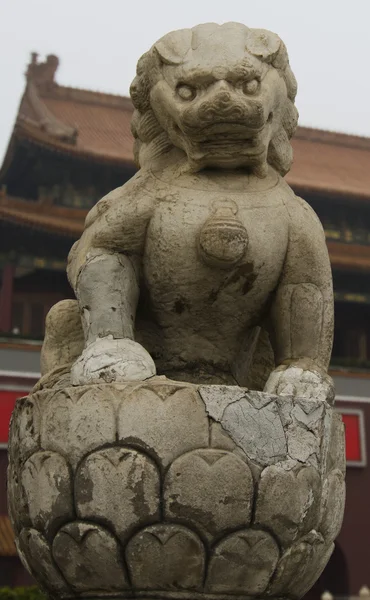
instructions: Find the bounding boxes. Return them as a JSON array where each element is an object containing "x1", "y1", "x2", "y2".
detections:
[{"x1": 129, "y1": 23, "x2": 298, "y2": 176}]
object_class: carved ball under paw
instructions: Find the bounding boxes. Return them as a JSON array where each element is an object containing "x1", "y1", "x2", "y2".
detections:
[
  {"x1": 264, "y1": 364, "x2": 335, "y2": 404},
  {"x1": 70, "y1": 337, "x2": 156, "y2": 385}
]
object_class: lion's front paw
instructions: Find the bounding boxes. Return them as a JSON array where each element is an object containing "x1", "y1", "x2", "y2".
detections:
[
  {"x1": 264, "y1": 361, "x2": 334, "y2": 403},
  {"x1": 71, "y1": 336, "x2": 156, "y2": 385}
]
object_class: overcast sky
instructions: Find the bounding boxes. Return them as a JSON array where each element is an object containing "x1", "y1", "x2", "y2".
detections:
[{"x1": 0, "y1": 0, "x2": 369, "y2": 163}]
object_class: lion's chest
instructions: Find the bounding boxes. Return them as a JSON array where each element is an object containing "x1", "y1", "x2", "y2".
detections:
[{"x1": 143, "y1": 181, "x2": 289, "y2": 324}]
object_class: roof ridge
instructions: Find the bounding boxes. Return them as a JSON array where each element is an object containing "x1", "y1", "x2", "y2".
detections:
[
  {"x1": 21, "y1": 81, "x2": 77, "y2": 144},
  {"x1": 40, "y1": 83, "x2": 133, "y2": 110},
  {"x1": 58, "y1": 83, "x2": 129, "y2": 100},
  {"x1": 295, "y1": 126, "x2": 370, "y2": 151}
]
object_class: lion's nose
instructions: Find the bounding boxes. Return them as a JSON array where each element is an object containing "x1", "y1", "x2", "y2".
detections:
[
  {"x1": 210, "y1": 80, "x2": 233, "y2": 102},
  {"x1": 212, "y1": 92, "x2": 234, "y2": 112},
  {"x1": 216, "y1": 91, "x2": 232, "y2": 104},
  {"x1": 199, "y1": 82, "x2": 238, "y2": 119}
]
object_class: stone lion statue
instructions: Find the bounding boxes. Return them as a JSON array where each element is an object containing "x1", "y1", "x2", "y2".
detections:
[{"x1": 40, "y1": 22, "x2": 334, "y2": 401}]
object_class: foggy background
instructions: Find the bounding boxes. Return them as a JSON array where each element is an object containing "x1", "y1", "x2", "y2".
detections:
[{"x1": 0, "y1": 0, "x2": 369, "y2": 163}]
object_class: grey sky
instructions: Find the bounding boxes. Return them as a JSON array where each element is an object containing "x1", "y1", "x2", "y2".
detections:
[{"x1": 0, "y1": 0, "x2": 369, "y2": 163}]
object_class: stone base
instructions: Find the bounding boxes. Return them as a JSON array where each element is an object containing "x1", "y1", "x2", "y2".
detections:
[{"x1": 8, "y1": 378, "x2": 345, "y2": 600}]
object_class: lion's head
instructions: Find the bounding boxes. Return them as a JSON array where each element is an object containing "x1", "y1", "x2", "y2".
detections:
[{"x1": 130, "y1": 22, "x2": 298, "y2": 176}]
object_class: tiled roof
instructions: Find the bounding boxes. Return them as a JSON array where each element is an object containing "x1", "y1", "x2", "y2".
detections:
[
  {"x1": 42, "y1": 91, "x2": 134, "y2": 163},
  {"x1": 13, "y1": 83, "x2": 134, "y2": 167},
  {"x1": 289, "y1": 128, "x2": 370, "y2": 199},
  {"x1": 2, "y1": 53, "x2": 370, "y2": 199},
  {"x1": 0, "y1": 194, "x2": 86, "y2": 237},
  {"x1": 0, "y1": 515, "x2": 17, "y2": 556}
]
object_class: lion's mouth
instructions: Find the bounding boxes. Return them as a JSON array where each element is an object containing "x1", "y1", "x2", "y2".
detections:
[
  {"x1": 200, "y1": 139, "x2": 264, "y2": 154},
  {"x1": 181, "y1": 121, "x2": 268, "y2": 152},
  {"x1": 175, "y1": 120, "x2": 271, "y2": 167},
  {"x1": 196, "y1": 126, "x2": 266, "y2": 155},
  {"x1": 185, "y1": 122, "x2": 265, "y2": 140}
]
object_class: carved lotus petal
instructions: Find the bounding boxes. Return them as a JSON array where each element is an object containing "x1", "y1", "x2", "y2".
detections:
[
  {"x1": 53, "y1": 521, "x2": 129, "y2": 591},
  {"x1": 255, "y1": 465, "x2": 321, "y2": 547},
  {"x1": 75, "y1": 447, "x2": 160, "y2": 542},
  {"x1": 8, "y1": 464, "x2": 31, "y2": 534},
  {"x1": 326, "y1": 413, "x2": 346, "y2": 476},
  {"x1": 18, "y1": 528, "x2": 70, "y2": 595},
  {"x1": 286, "y1": 399, "x2": 326, "y2": 466},
  {"x1": 21, "y1": 451, "x2": 74, "y2": 538},
  {"x1": 319, "y1": 469, "x2": 346, "y2": 542},
  {"x1": 200, "y1": 388, "x2": 287, "y2": 465},
  {"x1": 268, "y1": 531, "x2": 334, "y2": 598},
  {"x1": 126, "y1": 524, "x2": 205, "y2": 590},
  {"x1": 8, "y1": 395, "x2": 41, "y2": 470},
  {"x1": 206, "y1": 529, "x2": 279, "y2": 594},
  {"x1": 118, "y1": 384, "x2": 209, "y2": 467},
  {"x1": 41, "y1": 387, "x2": 117, "y2": 469},
  {"x1": 164, "y1": 449, "x2": 253, "y2": 540}
]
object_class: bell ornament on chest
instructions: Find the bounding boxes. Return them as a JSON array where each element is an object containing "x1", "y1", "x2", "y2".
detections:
[{"x1": 198, "y1": 199, "x2": 249, "y2": 269}]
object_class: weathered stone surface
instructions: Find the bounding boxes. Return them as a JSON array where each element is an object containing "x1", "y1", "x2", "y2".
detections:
[
  {"x1": 164, "y1": 449, "x2": 253, "y2": 539},
  {"x1": 285, "y1": 398, "x2": 326, "y2": 467},
  {"x1": 75, "y1": 447, "x2": 160, "y2": 542},
  {"x1": 255, "y1": 465, "x2": 321, "y2": 548},
  {"x1": 326, "y1": 412, "x2": 346, "y2": 475},
  {"x1": 8, "y1": 395, "x2": 41, "y2": 470},
  {"x1": 200, "y1": 388, "x2": 287, "y2": 465},
  {"x1": 41, "y1": 299, "x2": 84, "y2": 377},
  {"x1": 53, "y1": 521, "x2": 128, "y2": 590},
  {"x1": 21, "y1": 451, "x2": 74, "y2": 538},
  {"x1": 118, "y1": 384, "x2": 209, "y2": 467},
  {"x1": 8, "y1": 379, "x2": 345, "y2": 599},
  {"x1": 209, "y1": 420, "x2": 238, "y2": 452},
  {"x1": 199, "y1": 386, "x2": 245, "y2": 420},
  {"x1": 18, "y1": 528, "x2": 70, "y2": 595},
  {"x1": 41, "y1": 386, "x2": 117, "y2": 469},
  {"x1": 14, "y1": 538, "x2": 33, "y2": 581},
  {"x1": 269, "y1": 531, "x2": 334, "y2": 598},
  {"x1": 71, "y1": 336, "x2": 156, "y2": 385},
  {"x1": 7, "y1": 465, "x2": 31, "y2": 534},
  {"x1": 200, "y1": 388, "x2": 333, "y2": 472},
  {"x1": 8, "y1": 379, "x2": 344, "y2": 600},
  {"x1": 265, "y1": 364, "x2": 334, "y2": 404},
  {"x1": 319, "y1": 469, "x2": 346, "y2": 542},
  {"x1": 126, "y1": 524, "x2": 205, "y2": 590},
  {"x1": 206, "y1": 529, "x2": 279, "y2": 594}
]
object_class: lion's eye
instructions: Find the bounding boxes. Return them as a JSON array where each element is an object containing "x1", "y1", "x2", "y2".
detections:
[
  {"x1": 177, "y1": 85, "x2": 196, "y2": 101},
  {"x1": 243, "y1": 79, "x2": 260, "y2": 95}
]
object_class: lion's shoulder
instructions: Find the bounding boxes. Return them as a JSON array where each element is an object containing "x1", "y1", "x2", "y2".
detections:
[
  {"x1": 280, "y1": 186, "x2": 325, "y2": 239},
  {"x1": 84, "y1": 171, "x2": 155, "y2": 229}
]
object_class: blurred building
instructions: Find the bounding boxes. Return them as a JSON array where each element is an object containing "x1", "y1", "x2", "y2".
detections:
[{"x1": 0, "y1": 54, "x2": 370, "y2": 591}]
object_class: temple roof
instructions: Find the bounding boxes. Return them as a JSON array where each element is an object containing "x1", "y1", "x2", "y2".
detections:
[
  {"x1": 0, "y1": 193, "x2": 86, "y2": 237},
  {"x1": 1, "y1": 53, "x2": 370, "y2": 200},
  {"x1": 0, "y1": 53, "x2": 134, "y2": 177},
  {"x1": 289, "y1": 128, "x2": 370, "y2": 200}
]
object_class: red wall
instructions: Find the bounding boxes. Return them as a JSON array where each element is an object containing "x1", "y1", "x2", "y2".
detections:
[{"x1": 0, "y1": 390, "x2": 24, "y2": 446}]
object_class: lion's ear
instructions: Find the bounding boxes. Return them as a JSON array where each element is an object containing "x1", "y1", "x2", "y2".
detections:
[
  {"x1": 246, "y1": 29, "x2": 282, "y2": 63},
  {"x1": 154, "y1": 29, "x2": 192, "y2": 65}
]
